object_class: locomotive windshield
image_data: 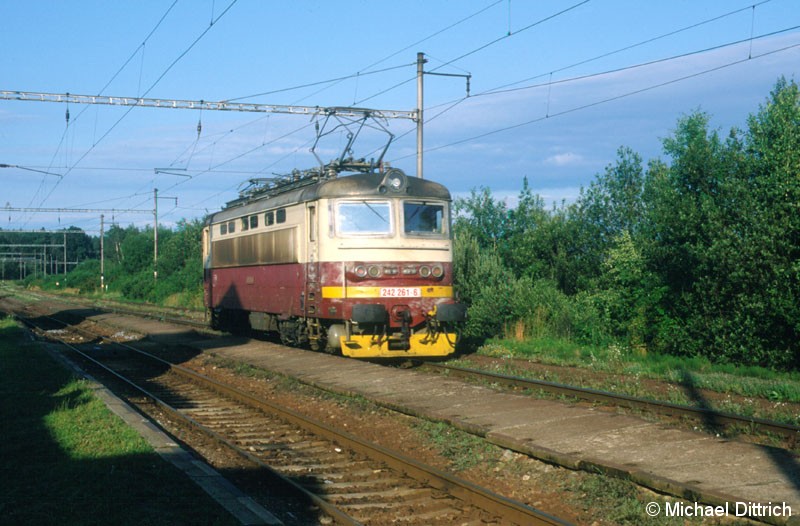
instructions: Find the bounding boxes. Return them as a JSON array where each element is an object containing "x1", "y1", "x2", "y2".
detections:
[
  {"x1": 334, "y1": 199, "x2": 448, "y2": 238},
  {"x1": 403, "y1": 201, "x2": 445, "y2": 236},
  {"x1": 336, "y1": 200, "x2": 393, "y2": 235}
]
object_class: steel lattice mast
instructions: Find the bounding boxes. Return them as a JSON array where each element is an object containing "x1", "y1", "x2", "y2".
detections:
[{"x1": 0, "y1": 90, "x2": 417, "y2": 121}]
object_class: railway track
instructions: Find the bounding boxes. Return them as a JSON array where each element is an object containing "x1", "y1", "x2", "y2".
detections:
[
  {"x1": 84, "y1": 293, "x2": 800, "y2": 442},
  {"x1": 415, "y1": 361, "x2": 800, "y2": 442},
  {"x1": 18, "y1": 312, "x2": 569, "y2": 526},
  {"x1": 7, "y1": 285, "x2": 797, "y2": 442},
  {"x1": 0, "y1": 285, "x2": 209, "y2": 329}
]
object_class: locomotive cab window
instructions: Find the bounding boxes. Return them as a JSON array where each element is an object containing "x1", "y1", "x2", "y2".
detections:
[
  {"x1": 335, "y1": 200, "x2": 393, "y2": 236},
  {"x1": 403, "y1": 201, "x2": 446, "y2": 236}
]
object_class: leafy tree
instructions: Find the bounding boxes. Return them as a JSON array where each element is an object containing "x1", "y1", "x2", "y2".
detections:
[
  {"x1": 153, "y1": 219, "x2": 204, "y2": 303},
  {"x1": 120, "y1": 227, "x2": 155, "y2": 275},
  {"x1": 580, "y1": 148, "x2": 644, "y2": 237},
  {"x1": 638, "y1": 80, "x2": 800, "y2": 367},
  {"x1": 452, "y1": 187, "x2": 509, "y2": 250},
  {"x1": 504, "y1": 177, "x2": 548, "y2": 271},
  {"x1": 452, "y1": 231, "x2": 517, "y2": 338},
  {"x1": 591, "y1": 230, "x2": 664, "y2": 346},
  {"x1": 13, "y1": 79, "x2": 800, "y2": 369},
  {"x1": 733, "y1": 77, "x2": 800, "y2": 367}
]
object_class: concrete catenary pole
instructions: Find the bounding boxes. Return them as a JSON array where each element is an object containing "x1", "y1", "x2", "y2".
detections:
[{"x1": 416, "y1": 52, "x2": 426, "y2": 179}]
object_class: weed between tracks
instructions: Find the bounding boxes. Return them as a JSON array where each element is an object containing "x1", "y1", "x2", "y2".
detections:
[{"x1": 411, "y1": 420, "x2": 498, "y2": 471}]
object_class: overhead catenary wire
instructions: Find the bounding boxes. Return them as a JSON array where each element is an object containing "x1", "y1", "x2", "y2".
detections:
[
  {"x1": 360, "y1": 0, "x2": 770, "y2": 115},
  {"x1": 7, "y1": 1, "x2": 523, "y2": 227},
  {"x1": 289, "y1": 0, "x2": 505, "y2": 106},
  {"x1": 382, "y1": 2, "x2": 789, "y2": 161},
  {"x1": 179, "y1": 3, "x2": 507, "y2": 181},
  {"x1": 474, "y1": 25, "x2": 800, "y2": 100},
  {"x1": 4, "y1": 1, "x2": 794, "y2": 232},
  {"x1": 354, "y1": 0, "x2": 592, "y2": 106},
  {"x1": 156, "y1": 1, "x2": 501, "y2": 204},
  {"x1": 390, "y1": 37, "x2": 800, "y2": 163},
  {"x1": 225, "y1": 1, "x2": 503, "y2": 106},
  {"x1": 22, "y1": 0, "x2": 181, "y2": 226},
  {"x1": 33, "y1": 0, "x2": 239, "y2": 214},
  {"x1": 126, "y1": 120, "x2": 317, "y2": 216},
  {"x1": 480, "y1": 0, "x2": 774, "y2": 96}
]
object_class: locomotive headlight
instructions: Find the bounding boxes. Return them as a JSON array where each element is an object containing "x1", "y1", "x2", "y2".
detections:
[
  {"x1": 431, "y1": 264, "x2": 444, "y2": 278},
  {"x1": 388, "y1": 174, "x2": 403, "y2": 190},
  {"x1": 368, "y1": 265, "x2": 382, "y2": 277},
  {"x1": 419, "y1": 265, "x2": 431, "y2": 277},
  {"x1": 379, "y1": 168, "x2": 407, "y2": 193},
  {"x1": 354, "y1": 265, "x2": 368, "y2": 278}
]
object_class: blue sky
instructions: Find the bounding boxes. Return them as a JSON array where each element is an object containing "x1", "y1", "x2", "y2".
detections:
[{"x1": 1, "y1": 0, "x2": 798, "y2": 233}]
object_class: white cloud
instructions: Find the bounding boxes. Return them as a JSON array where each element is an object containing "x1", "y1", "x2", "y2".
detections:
[{"x1": 543, "y1": 152, "x2": 584, "y2": 167}]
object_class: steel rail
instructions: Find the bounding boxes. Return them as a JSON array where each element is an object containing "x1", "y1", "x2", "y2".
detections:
[
  {"x1": 14, "y1": 313, "x2": 359, "y2": 526},
  {"x1": 20, "y1": 311, "x2": 571, "y2": 526},
  {"x1": 420, "y1": 362, "x2": 800, "y2": 440},
  {"x1": 9, "y1": 284, "x2": 795, "y2": 442},
  {"x1": 171, "y1": 366, "x2": 569, "y2": 526},
  {"x1": 15, "y1": 282, "x2": 796, "y2": 442}
]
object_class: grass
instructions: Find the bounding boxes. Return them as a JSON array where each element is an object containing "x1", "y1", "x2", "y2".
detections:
[
  {"x1": 0, "y1": 316, "x2": 237, "y2": 526},
  {"x1": 411, "y1": 419, "x2": 498, "y2": 471},
  {"x1": 477, "y1": 336, "x2": 800, "y2": 404},
  {"x1": 559, "y1": 474, "x2": 748, "y2": 525}
]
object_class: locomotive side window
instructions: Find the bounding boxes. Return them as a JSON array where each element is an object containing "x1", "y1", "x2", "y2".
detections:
[
  {"x1": 403, "y1": 201, "x2": 445, "y2": 236},
  {"x1": 241, "y1": 217, "x2": 249, "y2": 231},
  {"x1": 220, "y1": 223, "x2": 227, "y2": 235},
  {"x1": 250, "y1": 215, "x2": 259, "y2": 229},
  {"x1": 264, "y1": 209, "x2": 285, "y2": 226},
  {"x1": 228, "y1": 221, "x2": 236, "y2": 233},
  {"x1": 308, "y1": 205, "x2": 316, "y2": 242},
  {"x1": 336, "y1": 200, "x2": 392, "y2": 235}
]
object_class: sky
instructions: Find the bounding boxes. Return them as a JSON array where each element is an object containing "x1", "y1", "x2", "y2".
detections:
[{"x1": 0, "y1": 0, "x2": 798, "y2": 234}]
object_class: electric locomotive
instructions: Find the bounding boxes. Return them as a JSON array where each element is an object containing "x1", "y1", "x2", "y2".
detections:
[{"x1": 202, "y1": 161, "x2": 466, "y2": 358}]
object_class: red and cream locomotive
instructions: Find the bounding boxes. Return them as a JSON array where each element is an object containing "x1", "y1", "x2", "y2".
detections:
[{"x1": 202, "y1": 161, "x2": 466, "y2": 358}]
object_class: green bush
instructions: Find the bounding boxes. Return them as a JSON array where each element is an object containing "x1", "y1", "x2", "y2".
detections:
[{"x1": 452, "y1": 79, "x2": 800, "y2": 370}]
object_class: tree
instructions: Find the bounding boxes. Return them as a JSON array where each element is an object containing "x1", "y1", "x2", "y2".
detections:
[
  {"x1": 453, "y1": 187, "x2": 509, "y2": 250},
  {"x1": 578, "y1": 147, "x2": 646, "y2": 246},
  {"x1": 638, "y1": 80, "x2": 800, "y2": 367},
  {"x1": 733, "y1": 77, "x2": 800, "y2": 367}
]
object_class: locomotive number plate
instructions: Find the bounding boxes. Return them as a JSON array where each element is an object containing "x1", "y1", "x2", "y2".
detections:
[{"x1": 380, "y1": 287, "x2": 421, "y2": 298}]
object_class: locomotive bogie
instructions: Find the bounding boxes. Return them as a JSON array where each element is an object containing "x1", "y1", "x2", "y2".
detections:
[{"x1": 203, "y1": 169, "x2": 465, "y2": 358}]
